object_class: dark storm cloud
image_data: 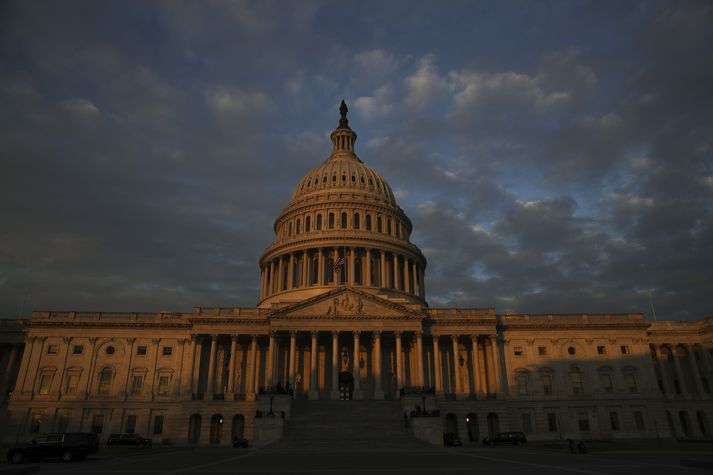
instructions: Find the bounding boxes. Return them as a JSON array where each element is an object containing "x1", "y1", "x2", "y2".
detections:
[{"x1": 1, "y1": 0, "x2": 711, "y2": 320}]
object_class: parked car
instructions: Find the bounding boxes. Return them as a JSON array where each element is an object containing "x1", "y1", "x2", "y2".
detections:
[
  {"x1": 443, "y1": 432, "x2": 463, "y2": 446},
  {"x1": 232, "y1": 437, "x2": 249, "y2": 448},
  {"x1": 7, "y1": 432, "x2": 99, "y2": 463},
  {"x1": 482, "y1": 431, "x2": 527, "y2": 446},
  {"x1": 106, "y1": 433, "x2": 153, "y2": 446}
]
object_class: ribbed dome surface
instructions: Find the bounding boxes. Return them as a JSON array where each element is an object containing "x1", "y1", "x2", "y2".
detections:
[{"x1": 291, "y1": 153, "x2": 396, "y2": 204}]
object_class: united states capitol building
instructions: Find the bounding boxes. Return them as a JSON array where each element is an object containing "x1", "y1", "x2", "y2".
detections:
[{"x1": 1, "y1": 104, "x2": 711, "y2": 447}]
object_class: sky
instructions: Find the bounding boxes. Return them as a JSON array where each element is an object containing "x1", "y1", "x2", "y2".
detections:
[{"x1": 1, "y1": 0, "x2": 711, "y2": 321}]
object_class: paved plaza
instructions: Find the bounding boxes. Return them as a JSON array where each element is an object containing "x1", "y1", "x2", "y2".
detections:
[{"x1": 2, "y1": 445, "x2": 712, "y2": 475}]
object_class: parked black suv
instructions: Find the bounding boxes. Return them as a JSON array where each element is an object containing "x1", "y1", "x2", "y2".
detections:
[
  {"x1": 443, "y1": 432, "x2": 463, "y2": 446},
  {"x1": 7, "y1": 432, "x2": 99, "y2": 463},
  {"x1": 106, "y1": 433, "x2": 153, "y2": 446},
  {"x1": 482, "y1": 431, "x2": 527, "y2": 446}
]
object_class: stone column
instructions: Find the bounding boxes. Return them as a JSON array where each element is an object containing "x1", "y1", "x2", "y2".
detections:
[
  {"x1": 489, "y1": 335, "x2": 503, "y2": 397},
  {"x1": 331, "y1": 332, "x2": 339, "y2": 400},
  {"x1": 415, "y1": 332, "x2": 424, "y2": 387},
  {"x1": 433, "y1": 336, "x2": 443, "y2": 396},
  {"x1": 318, "y1": 248, "x2": 324, "y2": 285},
  {"x1": 374, "y1": 332, "x2": 384, "y2": 399},
  {"x1": 365, "y1": 249, "x2": 372, "y2": 287},
  {"x1": 685, "y1": 344, "x2": 706, "y2": 398},
  {"x1": 288, "y1": 253, "x2": 295, "y2": 289},
  {"x1": 288, "y1": 332, "x2": 297, "y2": 393},
  {"x1": 0, "y1": 344, "x2": 19, "y2": 402},
  {"x1": 452, "y1": 335, "x2": 463, "y2": 399},
  {"x1": 349, "y1": 247, "x2": 355, "y2": 286},
  {"x1": 403, "y1": 257, "x2": 411, "y2": 293},
  {"x1": 205, "y1": 335, "x2": 218, "y2": 398},
  {"x1": 671, "y1": 344, "x2": 691, "y2": 398},
  {"x1": 395, "y1": 332, "x2": 403, "y2": 394},
  {"x1": 269, "y1": 260, "x2": 276, "y2": 294},
  {"x1": 187, "y1": 335, "x2": 198, "y2": 397},
  {"x1": 470, "y1": 336, "x2": 482, "y2": 399},
  {"x1": 412, "y1": 261, "x2": 419, "y2": 296},
  {"x1": 303, "y1": 250, "x2": 309, "y2": 287},
  {"x1": 379, "y1": 251, "x2": 389, "y2": 288},
  {"x1": 393, "y1": 255, "x2": 400, "y2": 291},
  {"x1": 265, "y1": 332, "x2": 275, "y2": 391},
  {"x1": 655, "y1": 345, "x2": 674, "y2": 397},
  {"x1": 226, "y1": 335, "x2": 237, "y2": 399},
  {"x1": 245, "y1": 335, "x2": 258, "y2": 401},
  {"x1": 309, "y1": 332, "x2": 319, "y2": 400},
  {"x1": 353, "y1": 331, "x2": 361, "y2": 399}
]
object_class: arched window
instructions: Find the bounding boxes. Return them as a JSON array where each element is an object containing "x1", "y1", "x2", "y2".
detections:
[
  {"x1": 377, "y1": 216, "x2": 382, "y2": 233},
  {"x1": 316, "y1": 214, "x2": 322, "y2": 230},
  {"x1": 328, "y1": 213, "x2": 335, "y2": 229},
  {"x1": 306, "y1": 216, "x2": 311, "y2": 232},
  {"x1": 296, "y1": 219, "x2": 301, "y2": 234},
  {"x1": 387, "y1": 219, "x2": 392, "y2": 235},
  {"x1": 341, "y1": 212, "x2": 347, "y2": 229},
  {"x1": 98, "y1": 368, "x2": 113, "y2": 396},
  {"x1": 366, "y1": 214, "x2": 372, "y2": 231},
  {"x1": 354, "y1": 213, "x2": 360, "y2": 230}
]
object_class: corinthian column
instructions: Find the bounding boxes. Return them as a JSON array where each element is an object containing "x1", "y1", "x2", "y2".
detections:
[
  {"x1": 308, "y1": 332, "x2": 319, "y2": 400},
  {"x1": 206, "y1": 335, "x2": 218, "y2": 399},
  {"x1": 245, "y1": 335, "x2": 257, "y2": 401},
  {"x1": 365, "y1": 249, "x2": 372, "y2": 287},
  {"x1": 470, "y1": 336, "x2": 482, "y2": 399},
  {"x1": 288, "y1": 332, "x2": 297, "y2": 393},
  {"x1": 374, "y1": 332, "x2": 384, "y2": 399},
  {"x1": 433, "y1": 336, "x2": 443, "y2": 397},
  {"x1": 226, "y1": 335, "x2": 237, "y2": 400},
  {"x1": 353, "y1": 331, "x2": 361, "y2": 399},
  {"x1": 403, "y1": 257, "x2": 410, "y2": 293},
  {"x1": 331, "y1": 332, "x2": 339, "y2": 400},
  {"x1": 393, "y1": 255, "x2": 400, "y2": 291},
  {"x1": 452, "y1": 335, "x2": 463, "y2": 399}
]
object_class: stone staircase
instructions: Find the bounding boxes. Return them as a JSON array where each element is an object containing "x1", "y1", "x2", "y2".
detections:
[{"x1": 270, "y1": 399, "x2": 432, "y2": 449}]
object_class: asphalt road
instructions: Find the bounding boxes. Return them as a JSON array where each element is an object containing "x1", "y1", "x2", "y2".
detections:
[{"x1": 2, "y1": 445, "x2": 712, "y2": 474}]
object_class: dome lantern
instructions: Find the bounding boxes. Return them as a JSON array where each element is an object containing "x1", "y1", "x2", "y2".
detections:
[{"x1": 331, "y1": 100, "x2": 357, "y2": 154}]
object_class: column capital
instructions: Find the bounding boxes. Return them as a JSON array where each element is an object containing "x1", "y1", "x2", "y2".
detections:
[
  {"x1": 394, "y1": 330, "x2": 402, "y2": 337},
  {"x1": 331, "y1": 330, "x2": 339, "y2": 338},
  {"x1": 268, "y1": 331, "x2": 277, "y2": 338},
  {"x1": 353, "y1": 330, "x2": 361, "y2": 337},
  {"x1": 451, "y1": 334, "x2": 459, "y2": 343},
  {"x1": 125, "y1": 337, "x2": 136, "y2": 344},
  {"x1": 152, "y1": 338, "x2": 161, "y2": 344},
  {"x1": 310, "y1": 331, "x2": 319, "y2": 337},
  {"x1": 414, "y1": 330, "x2": 423, "y2": 337},
  {"x1": 373, "y1": 330, "x2": 382, "y2": 337},
  {"x1": 290, "y1": 330, "x2": 298, "y2": 337},
  {"x1": 62, "y1": 336, "x2": 72, "y2": 344},
  {"x1": 230, "y1": 334, "x2": 238, "y2": 342},
  {"x1": 470, "y1": 334, "x2": 479, "y2": 343},
  {"x1": 178, "y1": 338, "x2": 188, "y2": 345}
]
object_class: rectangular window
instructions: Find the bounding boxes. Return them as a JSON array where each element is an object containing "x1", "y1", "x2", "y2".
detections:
[
  {"x1": 571, "y1": 372, "x2": 583, "y2": 394},
  {"x1": 578, "y1": 412, "x2": 590, "y2": 432},
  {"x1": 540, "y1": 374, "x2": 553, "y2": 395},
  {"x1": 620, "y1": 345, "x2": 630, "y2": 355},
  {"x1": 538, "y1": 346, "x2": 547, "y2": 356},
  {"x1": 58, "y1": 414, "x2": 69, "y2": 432},
  {"x1": 624, "y1": 373, "x2": 637, "y2": 393},
  {"x1": 513, "y1": 347, "x2": 523, "y2": 357},
  {"x1": 91, "y1": 415, "x2": 104, "y2": 434},
  {"x1": 38, "y1": 374, "x2": 52, "y2": 395},
  {"x1": 609, "y1": 411, "x2": 620, "y2": 431},
  {"x1": 162, "y1": 346, "x2": 173, "y2": 356},
  {"x1": 131, "y1": 375, "x2": 143, "y2": 395},
  {"x1": 521, "y1": 413, "x2": 533, "y2": 434},
  {"x1": 98, "y1": 369, "x2": 112, "y2": 396},
  {"x1": 599, "y1": 373, "x2": 614, "y2": 393},
  {"x1": 29, "y1": 413, "x2": 43, "y2": 433},
  {"x1": 158, "y1": 375, "x2": 171, "y2": 395},
  {"x1": 72, "y1": 345, "x2": 84, "y2": 355},
  {"x1": 136, "y1": 346, "x2": 147, "y2": 356},
  {"x1": 597, "y1": 346, "x2": 606, "y2": 355},
  {"x1": 516, "y1": 375, "x2": 528, "y2": 395},
  {"x1": 634, "y1": 411, "x2": 645, "y2": 431},
  {"x1": 47, "y1": 344, "x2": 58, "y2": 355},
  {"x1": 153, "y1": 415, "x2": 164, "y2": 435},
  {"x1": 547, "y1": 413, "x2": 558, "y2": 432},
  {"x1": 65, "y1": 374, "x2": 79, "y2": 395},
  {"x1": 125, "y1": 415, "x2": 137, "y2": 434}
]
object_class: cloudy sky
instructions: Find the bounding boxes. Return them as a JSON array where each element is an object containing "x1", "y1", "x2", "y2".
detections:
[{"x1": 1, "y1": 1, "x2": 711, "y2": 320}]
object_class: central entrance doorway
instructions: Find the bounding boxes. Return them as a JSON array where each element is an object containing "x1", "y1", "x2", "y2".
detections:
[{"x1": 339, "y1": 371, "x2": 354, "y2": 400}]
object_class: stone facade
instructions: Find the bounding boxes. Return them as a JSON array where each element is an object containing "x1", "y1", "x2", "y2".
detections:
[{"x1": 1, "y1": 104, "x2": 712, "y2": 446}]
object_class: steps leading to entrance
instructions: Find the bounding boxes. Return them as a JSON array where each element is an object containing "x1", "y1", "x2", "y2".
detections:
[{"x1": 271, "y1": 400, "x2": 431, "y2": 449}]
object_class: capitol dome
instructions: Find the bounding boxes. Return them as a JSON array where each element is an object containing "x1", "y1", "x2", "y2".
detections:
[{"x1": 258, "y1": 101, "x2": 427, "y2": 308}]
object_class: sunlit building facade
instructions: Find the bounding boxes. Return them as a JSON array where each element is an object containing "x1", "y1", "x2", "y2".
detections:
[{"x1": 1, "y1": 105, "x2": 712, "y2": 446}]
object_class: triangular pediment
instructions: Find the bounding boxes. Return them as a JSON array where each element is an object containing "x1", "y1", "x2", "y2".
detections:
[{"x1": 269, "y1": 287, "x2": 423, "y2": 320}]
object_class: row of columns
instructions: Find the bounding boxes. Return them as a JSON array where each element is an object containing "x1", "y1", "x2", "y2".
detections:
[
  {"x1": 260, "y1": 247, "x2": 425, "y2": 300},
  {"x1": 194, "y1": 331, "x2": 502, "y2": 401},
  {"x1": 652, "y1": 343, "x2": 713, "y2": 400}
]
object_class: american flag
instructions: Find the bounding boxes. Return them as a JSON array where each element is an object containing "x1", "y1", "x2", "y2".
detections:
[{"x1": 333, "y1": 256, "x2": 345, "y2": 274}]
